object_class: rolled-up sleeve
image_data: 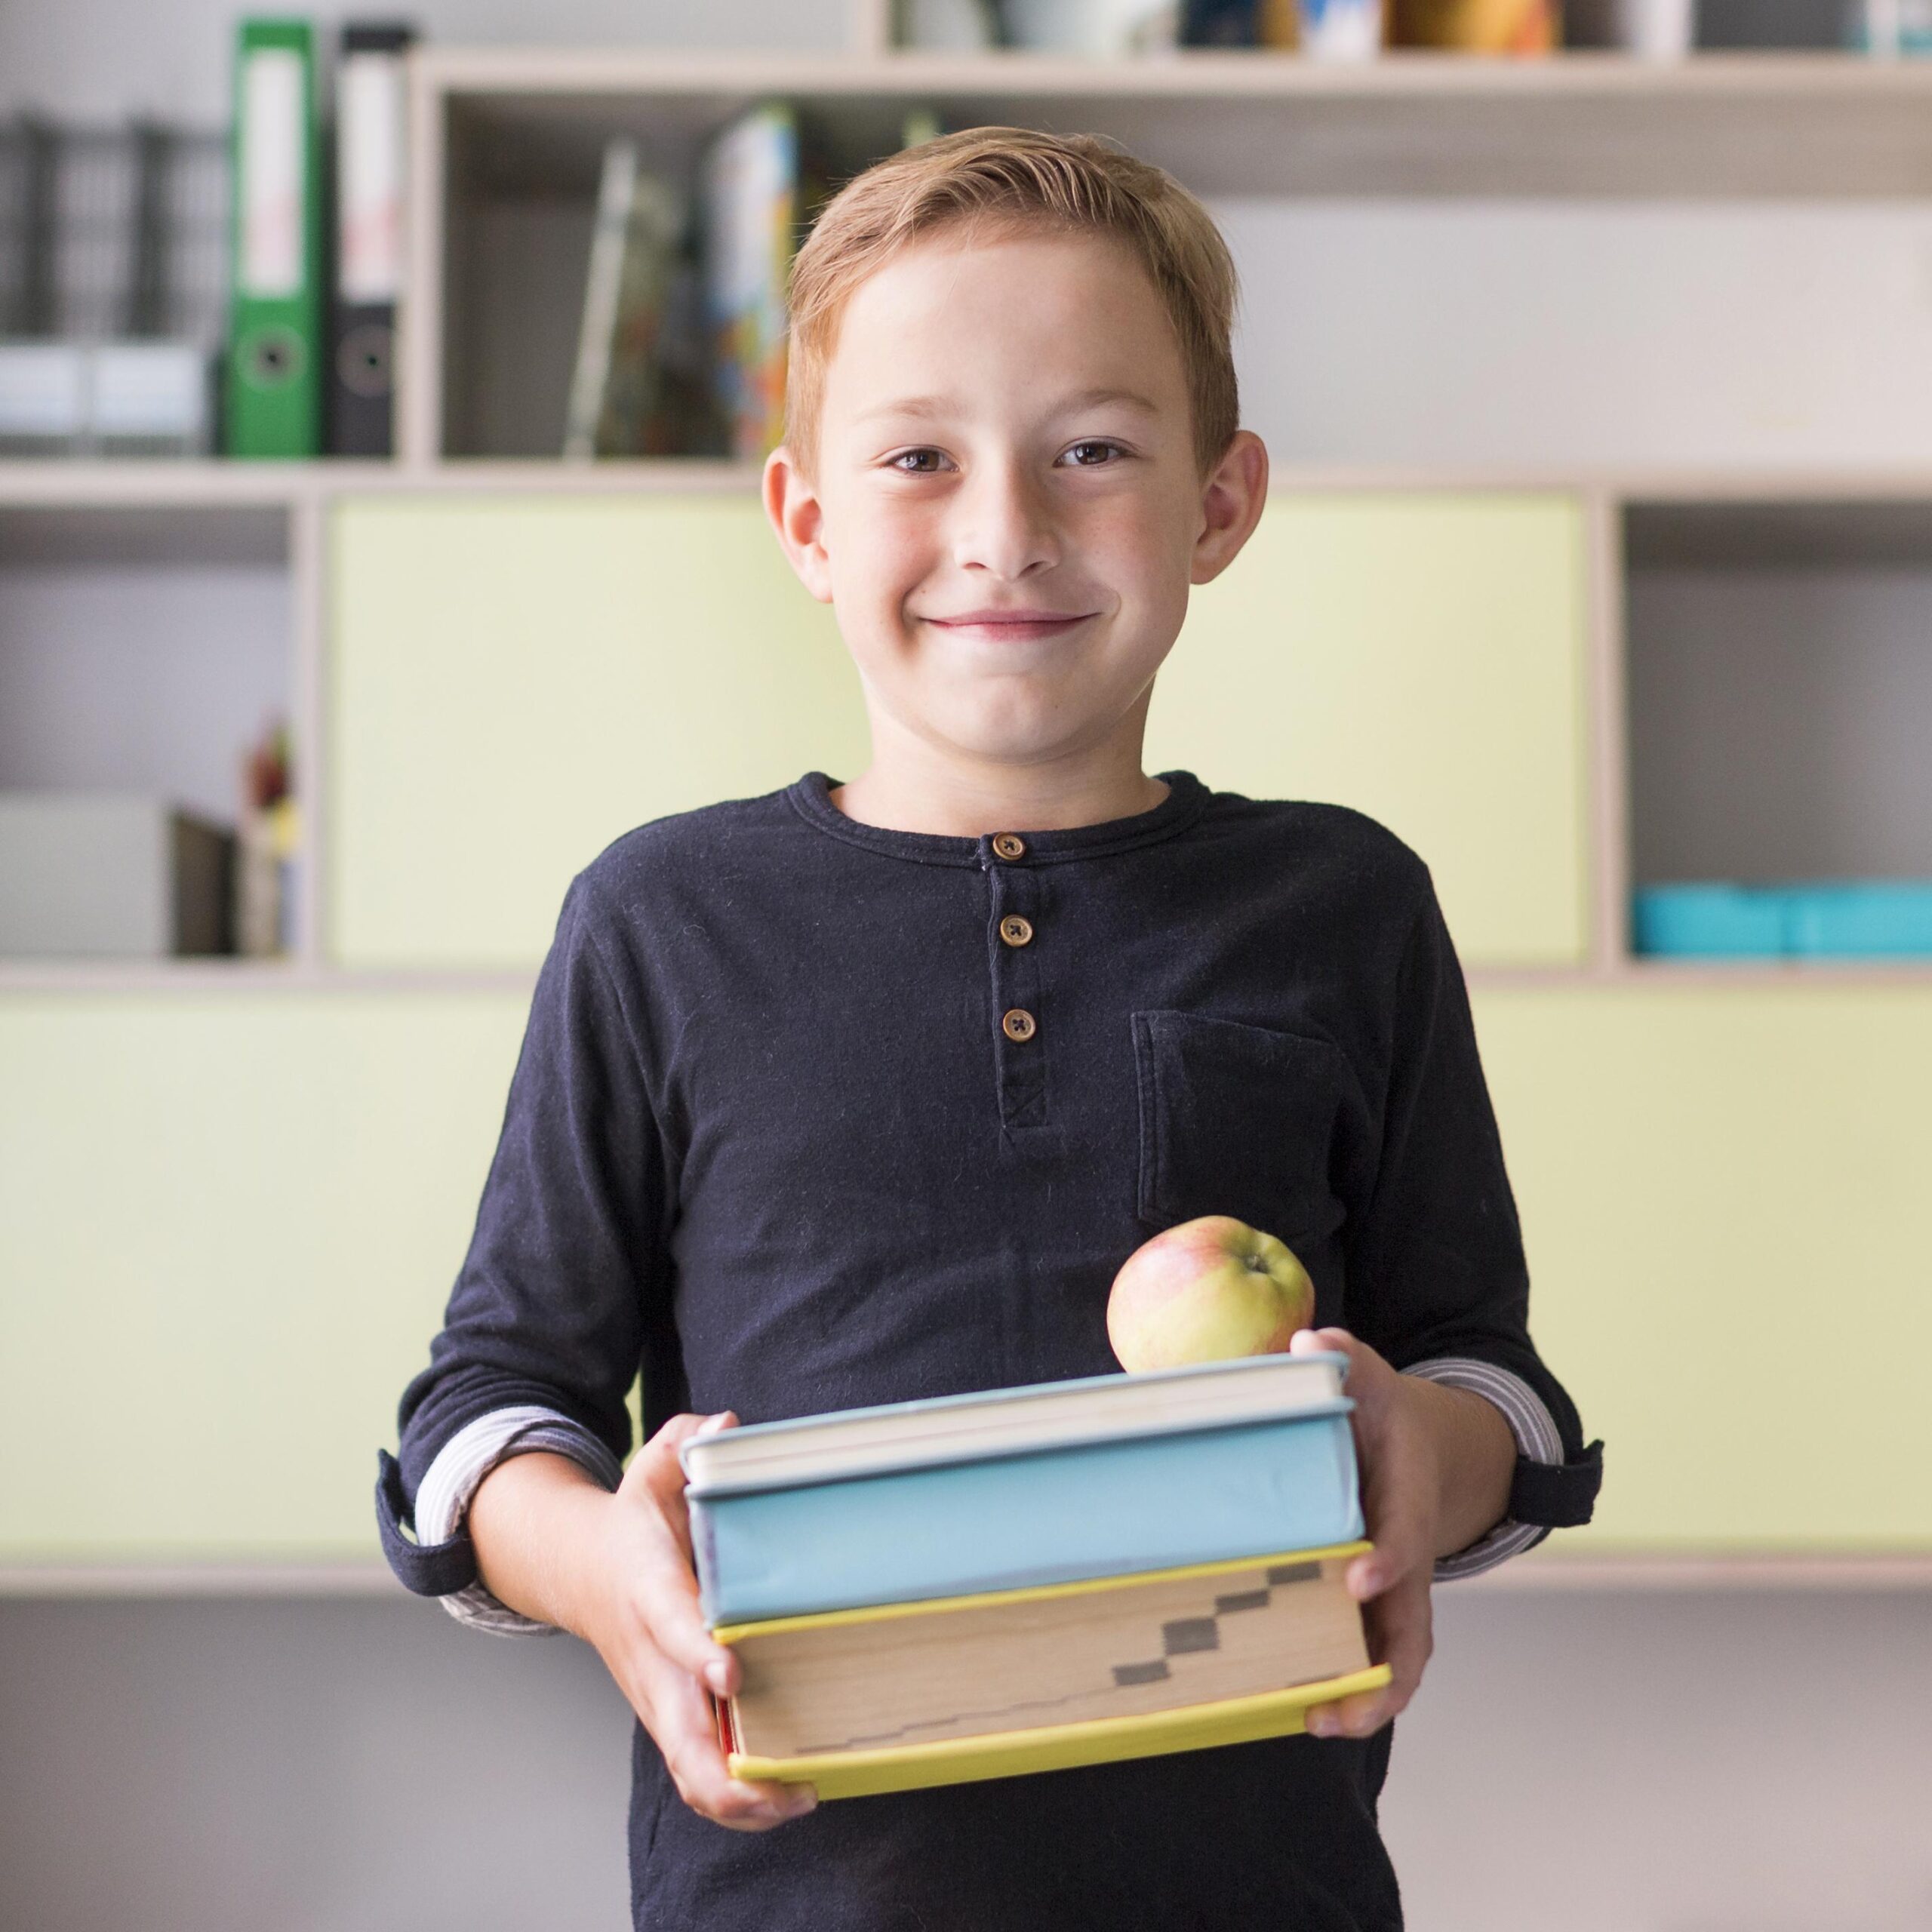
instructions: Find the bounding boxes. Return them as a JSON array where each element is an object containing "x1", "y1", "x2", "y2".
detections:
[
  {"x1": 1345, "y1": 875, "x2": 1602, "y2": 1566},
  {"x1": 374, "y1": 868, "x2": 678, "y2": 1607}
]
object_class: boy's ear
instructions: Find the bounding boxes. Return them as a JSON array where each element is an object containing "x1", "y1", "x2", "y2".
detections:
[
  {"x1": 761, "y1": 444, "x2": 835, "y2": 605},
  {"x1": 1189, "y1": 429, "x2": 1271, "y2": 589}
]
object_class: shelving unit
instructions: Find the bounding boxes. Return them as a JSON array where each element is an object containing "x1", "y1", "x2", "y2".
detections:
[{"x1": 5, "y1": 43, "x2": 1932, "y2": 1583}]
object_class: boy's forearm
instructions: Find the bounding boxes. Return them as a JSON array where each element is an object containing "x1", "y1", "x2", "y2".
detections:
[
  {"x1": 1405, "y1": 1376, "x2": 1518, "y2": 1558},
  {"x1": 464, "y1": 1448, "x2": 616, "y2": 1640}
]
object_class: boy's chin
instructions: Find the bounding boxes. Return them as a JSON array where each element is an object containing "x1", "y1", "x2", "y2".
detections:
[{"x1": 919, "y1": 717, "x2": 1118, "y2": 768}]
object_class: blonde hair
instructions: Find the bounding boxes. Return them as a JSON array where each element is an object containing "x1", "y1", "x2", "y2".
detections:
[{"x1": 782, "y1": 126, "x2": 1241, "y2": 485}]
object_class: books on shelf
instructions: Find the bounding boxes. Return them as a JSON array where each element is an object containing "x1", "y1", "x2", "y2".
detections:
[
  {"x1": 0, "y1": 120, "x2": 226, "y2": 456},
  {"x1": 562, "y1": 140, "x2": 696, "y2": 460},
  {"x1": 235, "y1": 715, "x2": 300, "y2": 958},
  {"x1": 331, "y1": 23, "x2": 415, "y2": 458},
  {"x1": 682, "y1": 1352, "x2": 1389, "y2": 1800},
  {"x1": 226, "y1": 20, "x2": 324, "y2": 459},
  {"x1": 2, "y1": 20, "x2": 421, "y2": 461},
  {"x1": 696, "y1": 102, "x2": 824, "y2": 462}
]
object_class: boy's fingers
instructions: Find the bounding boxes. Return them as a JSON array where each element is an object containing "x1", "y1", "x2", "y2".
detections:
[
  {"x1": 643, "y1": 1653, "x2": 817, "y2": 1829},
  {"x1": 632, "y1": 1536, "x2": 738, "y2": 1693},
  {"x1": 1353, "y1": 1421, "x2": 1436, "y2": 1597},
  {"x1": 1320, "y1": 1577, "x2": 1434, "y2": 1740}
]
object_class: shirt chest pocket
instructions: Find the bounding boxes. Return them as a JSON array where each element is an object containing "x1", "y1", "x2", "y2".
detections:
[{"x1": 1131, "y1": 1009, "x2": 1354, "y2": 1249}]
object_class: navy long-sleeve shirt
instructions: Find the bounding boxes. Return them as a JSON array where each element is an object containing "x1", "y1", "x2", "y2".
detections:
[{"x1": 380, "y1": 767, "x2": 1597, "y2": 1931}]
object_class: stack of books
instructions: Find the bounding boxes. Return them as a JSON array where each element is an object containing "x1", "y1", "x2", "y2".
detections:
[{"x1": 680, "y1": 1352, "x2": 1391, "y2": 1801}]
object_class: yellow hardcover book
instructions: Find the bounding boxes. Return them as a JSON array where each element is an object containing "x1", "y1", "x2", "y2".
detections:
[{"x1": 716, "y1": 1542, "x2": 1392, "y2": 1801}]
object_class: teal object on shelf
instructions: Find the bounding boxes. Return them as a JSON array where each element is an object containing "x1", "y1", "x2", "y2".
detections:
[
  {"x1": 1634, "y1": 881, "x2": 1932, "y2": 958},
  {"x1": 1632, "y1": 884, "x2": 1785, "y2": 957},
  {"x1": 1787, "y1": 883, "x2": 1932, "y2": 956}
]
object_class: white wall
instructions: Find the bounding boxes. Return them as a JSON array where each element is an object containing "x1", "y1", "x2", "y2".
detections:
[{"x1": 1214, "y1": 198, "x2": 1932, "y2": 472}]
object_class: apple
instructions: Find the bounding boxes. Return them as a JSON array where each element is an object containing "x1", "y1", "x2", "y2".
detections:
[{"x1": 1106, "y1": 1215, "x2": 1315, "y2": 1373}]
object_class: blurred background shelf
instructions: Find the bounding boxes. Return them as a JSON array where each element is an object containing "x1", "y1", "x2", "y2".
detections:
[
  {"x1": 5, "y1": 24, "x2": 1931, "y2": 1552},
  {"x1": 5, "y1": 9, "x2": 1931, "y2": 1929}
]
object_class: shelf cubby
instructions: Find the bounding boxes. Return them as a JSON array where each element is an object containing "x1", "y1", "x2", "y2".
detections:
[
  {"x1": 0, "y1": 498, "x2": 316, "y2": 967},
  {"x1": 1624, "y1": 497, "x2": 1932, "y2": 910}
]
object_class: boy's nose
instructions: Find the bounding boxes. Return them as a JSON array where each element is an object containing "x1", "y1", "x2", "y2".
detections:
[{"x1": 951, "y1": 462, "x2": 1060, "y2": 580}]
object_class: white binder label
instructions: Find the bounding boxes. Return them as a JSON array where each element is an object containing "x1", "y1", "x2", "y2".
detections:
[
  {"x1": 338, "y1": 52, "x2": 407, "y2": 303},
  {"x1": 240, "y1": 47, "x2": 306, "y2": 298}
]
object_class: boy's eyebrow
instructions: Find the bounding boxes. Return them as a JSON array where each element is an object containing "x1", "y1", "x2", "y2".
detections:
[{"x1": 853, "y1": 385, "x2": 1162, "y2": 424}]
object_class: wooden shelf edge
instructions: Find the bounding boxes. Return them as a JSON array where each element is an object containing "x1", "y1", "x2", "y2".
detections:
[
  {"x1": 0, "y1": 1560, "x2": 404, "y2": 1598},
  {"x1": 413, "y1": 44, "x2": 1932, "y2": 101},
  {"x1": 1463, "y1": 1550, "x2": 1932, "y2": 1591},
  {"x1": 22, "y1": 460, "x2": 1932, "y2": 508},
  {"x1": 6, "y1": 1549, "x2": 1927, "y2": 1599},
  {"x1": 0, "y1": 961, "x2": 541, "y2": 994}
]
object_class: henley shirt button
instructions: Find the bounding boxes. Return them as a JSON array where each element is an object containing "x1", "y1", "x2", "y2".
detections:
[
  {"x1": 991, "y1": 833, "x2": 1027, "y2": 860},
  {"x1": 1001, "y1": 1008, "x2": 1037, "y2": 1042},
  {"x1": 998, "y1": 915, "x2": 1034, "y2": 948}
]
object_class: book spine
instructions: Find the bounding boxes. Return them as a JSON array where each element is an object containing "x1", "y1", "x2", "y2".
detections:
[
  {"x1": 329, "y1": 22, "x2": 414, "y2": 457},
  {"x1": 226, "y1": 20, "x2": 323, "y2": 458},
  {"x1": 697, "y1": 1410, "x2": 1364, "y2": 1628}
]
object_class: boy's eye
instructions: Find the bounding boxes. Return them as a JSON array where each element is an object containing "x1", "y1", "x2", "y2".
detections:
[
  {"x1": 1063, "y1": 440, "x2": 1126, "y2": 467},
  {"x1": 887, "y1": 448, "x2": 949, "y2": 475}
]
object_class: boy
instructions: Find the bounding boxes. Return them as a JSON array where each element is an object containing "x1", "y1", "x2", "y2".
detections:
[{"x1": 375, "y1": 126, "x2": 1601, "y2": 1928}]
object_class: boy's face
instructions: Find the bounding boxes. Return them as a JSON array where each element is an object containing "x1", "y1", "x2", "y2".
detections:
[{"x1": 764, "y1": 225, "x2": 1266, "y2": 777}]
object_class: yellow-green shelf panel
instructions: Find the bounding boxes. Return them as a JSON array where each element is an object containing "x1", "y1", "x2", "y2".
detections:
[
  {"x1": 1146, "y1": 493, "x2": 1592, "y2": 968},
  {"x1": 328, "y1": 494, "x2": 872, "y2": 970},
  {"x1": 0, "y1": 992, "x2": 528, "y2": 1562},
  {"x1": 1474, "y1": 983, "x2": 1932, "y2": 1549}
]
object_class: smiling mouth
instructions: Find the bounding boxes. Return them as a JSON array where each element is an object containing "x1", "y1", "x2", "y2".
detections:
[{"x1": 925, "y1": 614, "x2": 1095, "y2": 639}]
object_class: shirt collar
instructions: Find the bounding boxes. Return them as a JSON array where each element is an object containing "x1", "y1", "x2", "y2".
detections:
[{"x1": 786, "y1": 768, "x2": 1211, "y2": 869}]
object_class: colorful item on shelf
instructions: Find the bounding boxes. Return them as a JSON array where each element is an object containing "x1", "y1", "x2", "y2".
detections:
[
  {"x1": 1632, "y1": 881, "x2": 1932, "y2": 958},
  {"x1": 562, "y1": 140, "x2": 688, "y2": 459},
  {"x1": 1296, "y1": 0, "x2": 1387, "y2": 57},
  {"x1": 1393, "y1": 0, "x2": 1559, "y2": 51},
  {"x1": 236, "y1": 714, "x2": 299, "y2": 957},
  {"x1": 1180, "y1": 0, "x2": 1264, "y2": 45},
  {"x1": 330, "y1": 21, "x2": 414, "y2": 459},
  {"x1": 698, "y1": 102, "x2": 835, "y2": 463},
  {"x1": 1854, "y1": 0, "x2": 1932, "y2": 55},
  {"x1": 226, "y1": 19, "x2": 324, "y2": 459},
  {"x1": 1608, "y1": 0, "x2": 1693, "y2": 59}
]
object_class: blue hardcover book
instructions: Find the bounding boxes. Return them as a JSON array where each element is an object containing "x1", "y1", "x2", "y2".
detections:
[{"x1": 680, "y1": 1354, "x2": 1363, "y2": 1626}]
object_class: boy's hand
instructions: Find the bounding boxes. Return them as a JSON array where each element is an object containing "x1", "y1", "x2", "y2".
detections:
[
  {"x1": 1287, "y1": 1326, "x2": 1514, "y2": 1743},
  {"x1": 578, "y1": 1410, "x2": 820, "y2": 1832}
]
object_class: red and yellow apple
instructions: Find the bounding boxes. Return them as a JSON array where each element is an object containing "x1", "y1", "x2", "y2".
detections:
[{"x1": 1106, "y1": 1215, "x2": 1315, "y2": 1372}]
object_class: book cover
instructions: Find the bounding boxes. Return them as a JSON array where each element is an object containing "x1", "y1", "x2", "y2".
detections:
[
  {"x1": 697, "y1": 102, "x2": 793, "y2": 461},
  {"x1": 689, "y1": 1399, "x2": 1363, "y2": 1626},
  {"x1": 681, "y1": 1352, "x2": 1350, "y2": 1494},
  {"x1": 562, "y1": 140, "x2": 685, "y2": 459},
  {"x1": 714, "y1": 1543, "x2": 1391, "y2": 1801}
]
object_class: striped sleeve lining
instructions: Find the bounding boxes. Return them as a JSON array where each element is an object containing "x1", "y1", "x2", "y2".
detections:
[
  {"x1": 414, "y1": 1405, "x2": 626, "y2": 1637},
  {"x1": 1402, "y1": 1356, "x2": 1563, "y2": 1583}
]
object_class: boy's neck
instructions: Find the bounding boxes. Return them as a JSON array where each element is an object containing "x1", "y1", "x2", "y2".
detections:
[{"x1": 829, "y1": 737, "x2": 1171, "y2": 838}]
